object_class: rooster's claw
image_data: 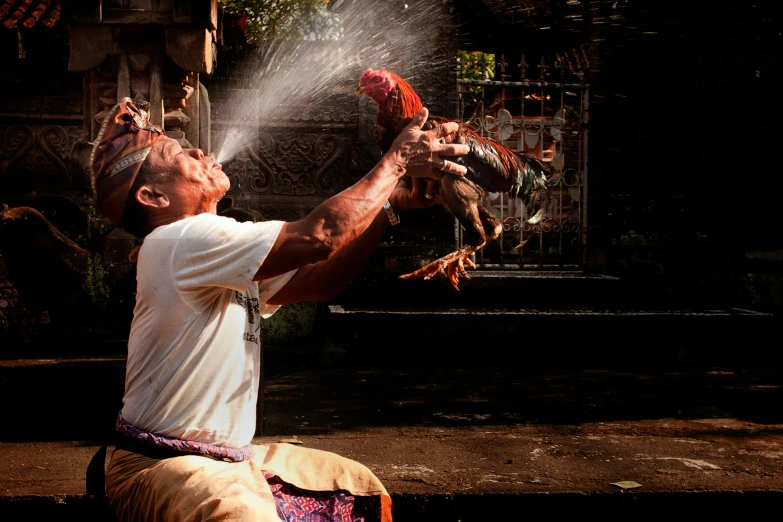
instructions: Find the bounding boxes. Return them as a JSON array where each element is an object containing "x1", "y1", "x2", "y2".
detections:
[{"x1": 399, "y1": 250, "x2": 476, "y2": 290}]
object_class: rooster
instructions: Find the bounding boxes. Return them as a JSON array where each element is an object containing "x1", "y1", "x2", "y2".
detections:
[{"x1": 356, "y1": 68, "x2": 552, "y2": 290}]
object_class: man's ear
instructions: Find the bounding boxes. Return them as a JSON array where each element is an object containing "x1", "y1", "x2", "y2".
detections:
[{"x1": 135, "y1": 184, "x2": 170, "y2": 209}]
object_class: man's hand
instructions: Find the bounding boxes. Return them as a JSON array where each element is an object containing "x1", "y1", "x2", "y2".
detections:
[
  {"x1": 388, "y1": 108, "x2": 470, "y2": 178},
  {"x1": 389, "y1": 177, "x2": 442, "y2": 213}
]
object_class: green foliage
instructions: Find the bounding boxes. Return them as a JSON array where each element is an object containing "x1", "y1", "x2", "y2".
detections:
[
  {"x1": 456, "y1": 50, "x2": 495, "y2": 121},
  {"x1": 457, "y1": 50, "x2": 496, "y2": 82},
  {"x1": 218, "y1": 0, "x2": 340, "y2": 41}
]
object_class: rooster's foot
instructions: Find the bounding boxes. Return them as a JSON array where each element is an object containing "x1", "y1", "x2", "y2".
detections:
[{"x1": 399, "y1": 250, "x2": 476, "y2": 291}]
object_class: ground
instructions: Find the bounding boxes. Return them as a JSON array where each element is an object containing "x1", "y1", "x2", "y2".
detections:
[{"x1": 1, "y1": 363, "x2": 782, "y2": 519}]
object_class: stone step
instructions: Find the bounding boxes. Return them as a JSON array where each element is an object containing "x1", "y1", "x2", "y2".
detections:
[
  {"x1": 325, "y1": 304, "x2": 777, "y2": 367},
  {"x1": 337, "y1": 269, "x2": 623, "y2": 308},
  {"x1": 335, "y1": 268, "x2": 736, "y2": 310},
  {"x1": 0, "y1": 357, "x2": 126, "y2": 442}
]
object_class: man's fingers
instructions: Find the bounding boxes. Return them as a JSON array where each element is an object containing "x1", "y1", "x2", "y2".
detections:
[
  {"x1": 436, "y1": 157, "x2": 467, "y2": 177},
  {"x1": 438, "y1": 121, "x2": 461, "y2": 136},
  {"x1": 407, "y1": 108, "x2": 429, "y2": 131},
  {"x1": 436, "y1": 144, "x2": 470, "y2": 157}
]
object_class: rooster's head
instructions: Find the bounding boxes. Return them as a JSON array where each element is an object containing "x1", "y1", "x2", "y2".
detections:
[{"x1": 356, "y1": 68, "x2": 396, "y2": 105}]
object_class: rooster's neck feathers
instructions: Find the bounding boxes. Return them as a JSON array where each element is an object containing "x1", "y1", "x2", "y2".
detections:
[{"x1": 378, "y1": 73, "x2": 423, "y2": 128}]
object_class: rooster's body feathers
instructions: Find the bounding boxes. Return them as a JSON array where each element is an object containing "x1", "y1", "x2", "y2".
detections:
[{"x1": 357, "y1": 68, "x2": 552, "y2": 289}]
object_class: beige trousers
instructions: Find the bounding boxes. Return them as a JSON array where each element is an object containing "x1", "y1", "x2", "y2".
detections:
[{"x1": 105, "y1": 443, "x2": 392, "y2": 522}]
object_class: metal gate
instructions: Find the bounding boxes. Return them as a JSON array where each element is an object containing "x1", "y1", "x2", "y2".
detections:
[{"x1": 456, "y1": 55, "x2": 589, "y2": 269}]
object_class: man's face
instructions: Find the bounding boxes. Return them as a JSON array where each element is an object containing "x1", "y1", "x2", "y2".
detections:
[{"x1": 146, "y1": 137, "x2": 230, "y2": 214}]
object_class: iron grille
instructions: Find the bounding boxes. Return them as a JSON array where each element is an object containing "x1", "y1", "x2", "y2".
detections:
[{"x1": 456, "y1": 73, "x2": 589, "y2": 269}]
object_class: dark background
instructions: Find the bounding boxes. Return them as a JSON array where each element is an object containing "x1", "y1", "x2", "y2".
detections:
[{"x1": 446, "y1": 0, "x2": 782, "y2": 312}]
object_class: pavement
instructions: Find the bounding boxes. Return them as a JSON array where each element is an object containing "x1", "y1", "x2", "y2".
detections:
[{"x1": 2, "y1": 361, "x2": 783, "y2": 519}]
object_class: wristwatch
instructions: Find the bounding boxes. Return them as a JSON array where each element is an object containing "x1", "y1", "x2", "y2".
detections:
[{"x1": 383, "y1": 200, "x2": 400, "y2": 226}]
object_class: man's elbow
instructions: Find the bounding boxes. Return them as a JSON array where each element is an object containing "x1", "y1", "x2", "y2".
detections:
[
  {"x1": 305, "y1": 215, "x2": 353, "y2": 262},
  {"x1": 313, "y1": 232, "x2": 346, "y2": 262}
]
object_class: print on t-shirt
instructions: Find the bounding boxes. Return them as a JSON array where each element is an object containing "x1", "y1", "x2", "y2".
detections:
[{"x1": 235, "y1": 291, "x2": 261, "y2": 345}]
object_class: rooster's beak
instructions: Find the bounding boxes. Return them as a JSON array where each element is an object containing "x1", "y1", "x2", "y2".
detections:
[{"x1": 355, "y1": 86, "x2": 364, "y2": 96}]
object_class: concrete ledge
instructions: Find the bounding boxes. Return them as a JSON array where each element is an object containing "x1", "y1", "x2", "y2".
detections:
[
  {"x1": 328, "y1": 305, "x2": 772, "y2": 316},
  {"x1": 0, "y1": 357, "x2": 126, "y2": 441},
  {"x1": 324, "y1": 305, "x2": 779, "y2": 368},
  {"x1": 2, "y1": 366, "x2": 782, "y2": 519}
]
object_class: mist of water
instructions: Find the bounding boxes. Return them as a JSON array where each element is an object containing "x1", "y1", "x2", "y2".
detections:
[{"x1": 212, "y1": 0, "x2": 452, "y2": 165}]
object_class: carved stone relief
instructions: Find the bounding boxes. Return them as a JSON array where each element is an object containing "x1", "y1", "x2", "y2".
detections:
[
  {"x1": 222, "y1": 129, "x2": 354, "y2": 201},
  {"x1": 223, "y1": 147, "x2": 272, "y2": 196},
  {"x1": 0, "y1": 124, "x2": 86, "y2": 195},
  {"x1": 267, "y1": 132, "x2": 345, "y2": 196},
  {"x1": 253, "y1": 204, "x2": 308, "y2": 222},
  {"x1": 0, "y1": 97, "x2": 83, "y2": 119}
]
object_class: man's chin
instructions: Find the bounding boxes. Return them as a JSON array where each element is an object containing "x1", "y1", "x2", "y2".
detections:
[
  {"x1": 218, "y1": 171, "x2": 230, "y2": 191},
  {"x1": 211, "y1": 173, "x2": 230, "y2": 199}
]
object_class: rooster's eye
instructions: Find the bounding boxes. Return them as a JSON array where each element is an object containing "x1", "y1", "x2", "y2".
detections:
[{"x1": 372, "y1": 76, "x2": 381, "y2": 83}]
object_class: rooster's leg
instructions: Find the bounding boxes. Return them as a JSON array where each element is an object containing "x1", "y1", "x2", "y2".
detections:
[
  {"x1": 400, "y1": 177, "x2": 502, "y2": 291},
  {"x1": 399, "y1": 247, "x2": 478, "y2": 290}
]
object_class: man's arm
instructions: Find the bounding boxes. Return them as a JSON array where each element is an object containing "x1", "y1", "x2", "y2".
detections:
[
  {"x1": 267, "y1": 178, "x2": 432, "y2": 304},
  {"x1": 266, "y1": 209, "x2": 389, "y2": 304},
  {"x1": 254, "y1": 109, "x2": 467, "y2": 282}
]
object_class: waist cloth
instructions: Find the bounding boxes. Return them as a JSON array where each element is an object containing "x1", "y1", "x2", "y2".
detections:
[{"x1": 103, "y1": 414, "x2": 393, "y2": 521}]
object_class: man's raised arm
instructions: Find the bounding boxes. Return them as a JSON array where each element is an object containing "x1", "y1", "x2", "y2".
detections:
[{"x1": 253, "y1": 109, "x2": 468, "y2": 284}]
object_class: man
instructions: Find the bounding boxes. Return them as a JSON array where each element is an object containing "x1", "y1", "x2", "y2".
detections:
[{"x1": 89, "y1": 98, "x2": 468, "y2": 522}]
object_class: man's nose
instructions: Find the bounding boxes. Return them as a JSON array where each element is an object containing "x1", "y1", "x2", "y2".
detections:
[{"x1": 188, "y1": 148, "x2": 205, "y2": 160}]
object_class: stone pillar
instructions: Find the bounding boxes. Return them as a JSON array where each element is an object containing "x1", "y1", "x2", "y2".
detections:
[{"x1": 65, "y1": 0, "x2": 217, "y2": 152}]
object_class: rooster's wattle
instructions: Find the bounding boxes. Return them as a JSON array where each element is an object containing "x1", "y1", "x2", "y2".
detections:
[{"x1": 357, "y1": 68, "x2": 552, "y2": 290}]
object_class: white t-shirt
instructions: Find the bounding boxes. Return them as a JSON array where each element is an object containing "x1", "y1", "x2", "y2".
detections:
[{"x1": 120, "y1": 212, "x2": 297, "y2": 449}]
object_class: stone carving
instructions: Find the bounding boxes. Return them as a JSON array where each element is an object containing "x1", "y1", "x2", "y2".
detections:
[
  {"x1": 0, "y1": 97, "x2": 82, "y2": 118},
  {"x1": 0, "y1": 125, "x2": 34, "y2": 172},
  {"x1": 288, "y1": 94, "x2": 360, "y2": 125},
  {"x1": 253, "y1": 204, "x2": 306, "y2": 222},
  {"x1": 0, "y1": 124, "x2": 86, "y2": 194},
  {"x1": 223, "y1": 147, "x2": 272, "y2": 196},
  {"x1": 219, "y1": 126, "x2": 359, "y2": 211},
  {"x1": 312, "y1": 134, "x2": 345, "y2": 195},
  {"x1": 255, "y1": 132, "x2": 346, "y2": 197}
]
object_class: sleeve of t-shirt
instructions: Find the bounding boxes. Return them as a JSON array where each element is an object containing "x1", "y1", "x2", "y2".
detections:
[
  {"x1": 257, "y1": 269, "x2": 297, "y2": 319},
  {"x1": 172, "y1": 213, "x2": 297, "y2": 297}
]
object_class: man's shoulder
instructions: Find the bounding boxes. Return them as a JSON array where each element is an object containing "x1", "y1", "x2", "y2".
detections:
[{"x1": 147, "y1": 212, "x2": 234, "y2": 238}]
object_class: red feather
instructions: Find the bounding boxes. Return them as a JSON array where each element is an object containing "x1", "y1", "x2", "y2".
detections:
[
  {"x1": 387, "y1": 71, "x2": 423, "y2": 120},
  {"x1": 382, "y1": 72, "x2": 518, "y2": 177}
]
